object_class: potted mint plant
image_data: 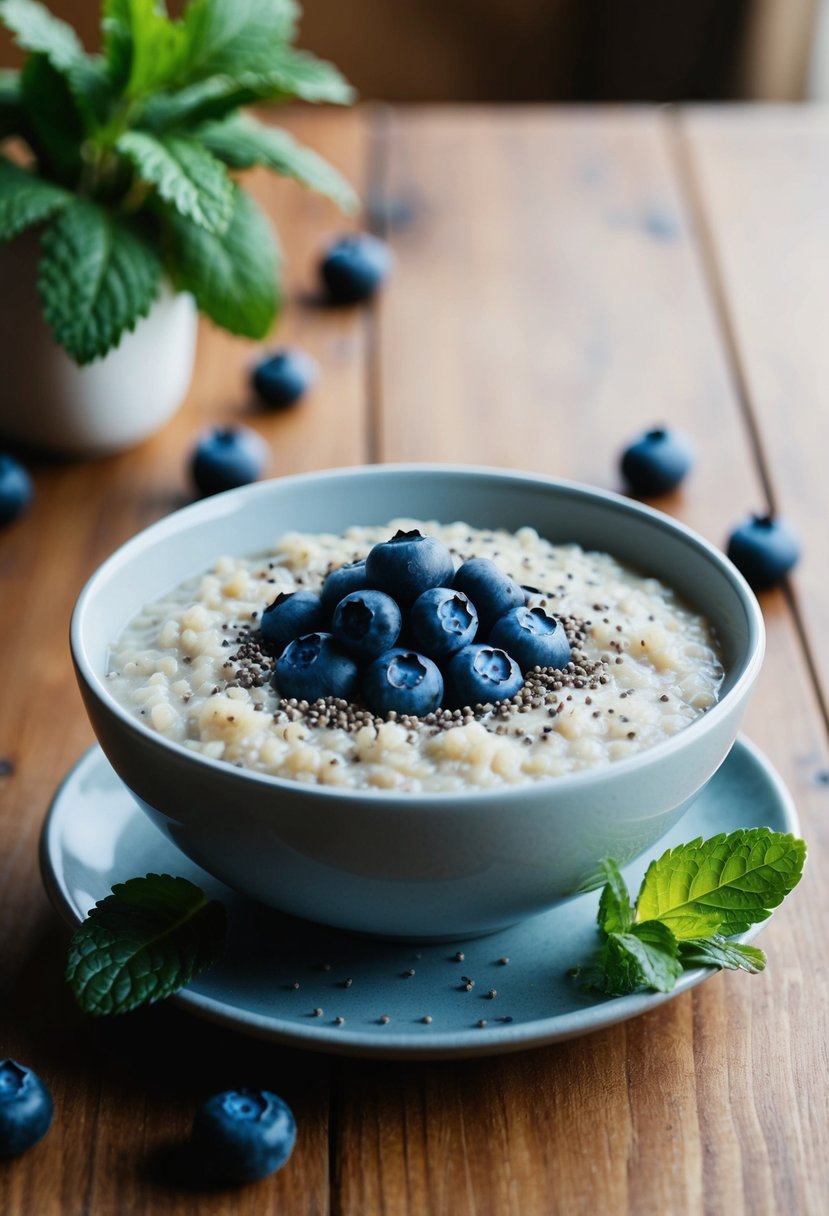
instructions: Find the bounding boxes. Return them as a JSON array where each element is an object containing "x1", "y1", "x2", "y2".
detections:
[{"x1": 0, "y1": 0, "x2": 355, "y2": 455}]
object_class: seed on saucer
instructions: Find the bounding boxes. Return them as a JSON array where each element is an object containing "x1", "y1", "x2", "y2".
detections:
[
  {"x1": 452, "y1": 952, "x2": 465, "y2": 962},
  {"x1": 497, "y1": 1016, "x2": 514, "y2": 1024},
  {"x1": 340, "y1": 978, "x2": 353, "y2": 988},
  {"x1": 402, "y1": 968, "x2": 415, "y2": 978},
  {"x1": 290, "y1": 981, "x2": 300, "y2": 990},
  {"x1": 477, "y1": 1019, "x2": 488, "y2": 1028},
  {"x1": 312, "y1": 1008, "x2": 323, "y2": 1017},
  {"x1": 378, "y1": 1015, "x2": 390, "y2": 1024},
  {"x1": 486, "y1": 989, "x2": 497, "y2": 999},
  {"x1": 334, "y1": 1016, "x2": 345, "y2": 1026},
  {"x1": 498, "y1": 957, "x2": 510, "y2": 965},
  {"x1": 421, "y1": 1015, "x2": 432, "y2": 1024}
]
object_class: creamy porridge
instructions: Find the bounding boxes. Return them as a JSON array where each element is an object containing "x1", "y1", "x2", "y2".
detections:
[{"x1": 107, "y1": 521, "x2": 723, "y2": 792}]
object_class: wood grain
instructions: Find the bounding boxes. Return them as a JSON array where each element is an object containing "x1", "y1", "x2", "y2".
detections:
[
  {"x1": 2, "y1": 106, "x2": 829, "y2": 1216},
  {"x1": 0, "y1": 108, "x2": 368, "y2": 1216},
  {"x1": 330, "y1": 107, "x2": 829, "y2": 1216}
]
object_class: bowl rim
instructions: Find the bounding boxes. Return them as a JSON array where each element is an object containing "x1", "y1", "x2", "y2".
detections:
[{"x1": 70, "y1": 462, "x2": 766, "y2": 807}]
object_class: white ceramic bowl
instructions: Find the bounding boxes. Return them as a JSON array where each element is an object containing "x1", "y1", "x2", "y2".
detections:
[{"x1": 71, "y1": 465, "x2": 765, "y2": 939}]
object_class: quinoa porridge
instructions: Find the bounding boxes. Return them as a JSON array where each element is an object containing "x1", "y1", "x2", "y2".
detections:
[{"x1": 107, "y1": 521, "x2": 723, "y2": 792}]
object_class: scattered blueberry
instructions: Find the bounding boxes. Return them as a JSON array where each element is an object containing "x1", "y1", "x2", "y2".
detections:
[
  {"x1": 192, "y1": 1088, "x2": 296, "y2": 1185},
  {"x1": 331, "y1": 590, "x2": 402, "y2": 661},
  {"x1": 251, "y1": 348, "x2": 318, "y2": 410},
  {"x1": 319, "y1": 560, "x2": 369, "y2": 614},
  {"x1": 444, "y1": 644, "x2": 524, "y2": 709},
  {"x1": 620, "y1": 427, "x2": 694, "y2": 496},
  {"x1": 452, "y1": 558, "x2": 524, "y2": 634},
  {"x1": 489, "y1": 606, "x2": 571, "y2": 672},
  {"x1": 191, "y1": 426, "x2": 268, "y2": 496},
  {"x1": 362, "y1": 649, "x2": 444, "y2": 717},
  {"x1": 320, "y1": 233, "x2": 392, "y2": 304},
  {"x1": 410, "y1": 587, "x2": 478, "y2": 660},
  {"x1": 726, "y1": 512, "x2": 801, "y2": 590},
  {"x1": 275, "y1": 633, "x2": 359, "y2": 702},
  {"x1": 0, "y1": 455, "x2": 34, "y2": 526},
  {"x1": 260, "y1": 591, "x2": 325, "y2": 653},
  {"x1": 0, "y1": 1059, "x2": 53, "y2": 1158},
  {"x1": 366, "y1": 529, "x2": 455, "y2": 608}
]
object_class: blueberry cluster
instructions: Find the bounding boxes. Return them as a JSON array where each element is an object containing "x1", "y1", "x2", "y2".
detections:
[{"x1": 263, "y1": 530, "x2": 572, "y2": 718}]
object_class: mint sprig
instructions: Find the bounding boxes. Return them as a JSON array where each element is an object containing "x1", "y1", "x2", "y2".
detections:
[
  {"x1": 66, "y1": 874, "x2": 227, "y2": 1016},
  {"x1": 0, "y1": 0, "x2": 356, "y2": 364},
  {"x1": 572, "y1": 830, "x2": 806, "y2": 998}
]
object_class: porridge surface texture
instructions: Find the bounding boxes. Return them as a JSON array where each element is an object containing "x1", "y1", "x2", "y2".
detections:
[{"x1": 107, "y1": 521, "x2": 723, "y2": 792}]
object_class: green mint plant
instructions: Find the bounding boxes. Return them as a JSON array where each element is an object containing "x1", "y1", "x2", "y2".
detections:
[
  {"x1": 0, "y1": 0, "x2": 356, "y2": 364},
  {"x1": 66, "y1": 874, "x2": 227, "y2": 1015},
  {"x1": 572, "y1": 829, "x2": 806, "y2": 997}
]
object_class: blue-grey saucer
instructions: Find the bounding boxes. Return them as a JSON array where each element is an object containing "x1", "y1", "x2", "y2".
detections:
[{"x1": 40, "y1": 738, "x2": 799, "y2": 1060}]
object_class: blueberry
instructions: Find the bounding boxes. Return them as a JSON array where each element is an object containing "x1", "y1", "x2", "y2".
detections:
[
  {"x1": 274, "y1": 633, "x2": 359, "y2": 702},
  {"x1": 445, "y1": 644, "x2": 524, "y2": 709},
  {"x1": 365, "y1": 530, "x2": 455, "y2": 608},
  {"x1": 252, "y1": 348, "x2": 318, "y2": 409},
  {"x1": 331, "y1": 590, "x2": 402, "y2": 661},
  {"x1": 362, "y1": 648, "x2": 444, "y2": 717},
  {"x1": 726, "y1": 513, "x2": 801, "y2": 590},
  {"x1": 320, "y1": 233, "x2": 392, "y2": 304},
  {"x1": 452, "y1": 558, "x2": 524, "y2": 634},
  {"x1": 320, "y1": 560, "x2": 369, "y2": 614},
  {"x1": 489, "y1": 606, "x2": 571, "y2": 672},
  {"x1": 410, "y1": 587, "x2": 478, "y2": 660},
  {"x1": 192, "y1": 1088, "x2": 296, "y2": 1185},
  {"x1": 620, "y1": 427, "x2": 694, "y2": 496},
  {"x1": 0, "y1": 455, "x2": 34, "y2": 526},
  {"x1": 191, "y1": 426, "x2": 268, "y2": 496},
  {"x1": 260, "y1": 591, "x2": 325, "y2": 652},
  {"x1": 0, "y1": 1059, "x2": 53, "y2": 1158}
]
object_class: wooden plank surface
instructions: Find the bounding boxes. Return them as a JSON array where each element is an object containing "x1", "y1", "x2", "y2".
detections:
[
  {"x1": 2, "y1": 105, "x2": 829, "y2": 1216},
  {"x1": 0, "y1": 108, "x2": 369, "y2": 1216},
  {"x1": 338, "y1": 107, "x2": 829, "y2": 1216},
  {"x1": 679, "y1": 106, "x2": 829, "y2": 716}
]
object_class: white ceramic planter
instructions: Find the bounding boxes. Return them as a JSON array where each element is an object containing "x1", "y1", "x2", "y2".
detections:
[{"x1": 0, "y1": 233, "x2": 198, "y2": 457}]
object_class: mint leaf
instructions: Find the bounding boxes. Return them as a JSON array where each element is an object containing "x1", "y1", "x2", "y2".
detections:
[
  {"x1": 0, "y1": 157, "x2": 71, "y2": 242},
  {"x1": 259, "y1": 46, "x2": 355, "y2": 105},
  {"x1": 38, "y1": 199, "x2": 161, "y2": 363},
  {"x1": 66, "y1": 874, "x2": 227, "y2": 1016},
  {"x1": 0, "y1": 0, "x2": 84, "y2": 72},
  {"x1": 102, "y1": 0, "x2": 188, "y2": 98},
  {"x1": 181, "y1": 0, "x2": 300, "y2": 82},
  {"x1": 0, "y1": 69, "x2": 23, "y2": 137},
  {"x1": 166, "y1": 183, "x2": 279, "y2": 338},
  {"x1": 636, "y1": 829, "x2": 806, "y2": 939},
  {"x1": 118, "y1": 130, "x2": 232, "y2": 232},
  {"x1": 20, "y1": 55, "x2": 85, "y2": 183},
  {"x1": 198, "y1": 115, "x2": 357, "y2": 212},
  {"x1": 596, "y1": 857, "x2": 634, "y2": 935},
  {"x1": 574, "y1": 921, "x2": 683, "y2": 997},
  {"x1": 679, "y1": 936, "x2": 767, "y2": 974}
]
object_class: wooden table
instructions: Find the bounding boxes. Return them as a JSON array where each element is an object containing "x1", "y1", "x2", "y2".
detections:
[{"x1": 2, "y1": 106, "x2": 828, "y2": 1216}]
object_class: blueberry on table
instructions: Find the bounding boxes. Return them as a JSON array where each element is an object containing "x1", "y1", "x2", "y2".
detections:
[
  {"x1": 331, "y1": 590, "x2": 402, "y2": 661},
  {"x1": 275, "y1": 633, "x2": 359, "y2": 702},
  {"x1": 366, "y1": 530, "x2": 455, "y2": 608},
  {"x1": 362, "y1": 649, "x2": 444, "y2": 717},
  {"x1": 251, "y1": 348, "x2": 318, "y2": 409},
  {"x1": 192, "y1": 1088, "x2": 296, "y2": 1185},
  {"x1": 260, "y1": 591, "x2": 325, "y2": 653},
  {"x1": 320, "y1": 233, "x2": 392, "y2": 304},
  {"x1": 191, "y1": 426, "x2": 268, "y2": 496},
  {"x1": 0, "y1": 1059, "x2": 53, "y2": 1158},
  {"x1": 620, "y1": 427, "x2": 694, "y2": 496},
  {"x1": 445, "y1": 644, "x2": 524, "y2": 709},
  {"x1": 490, "y1": 606, "x2": 571, "y2": 672},
  {"x1": 726, "y1": 513, "x2": 801, "y2": 590},
  {"x1": 320, "y1": 560, "x2": 369, "y2": 614},
  {"x1": 0, "y1": 455, "x2": 34, "y2": 526},
  {"x1": 410, "y1": 587, "x2": 478, "y2": 660},
  {"x1": 452, "y1": 557, "x2": 524, "y2": 633}
]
